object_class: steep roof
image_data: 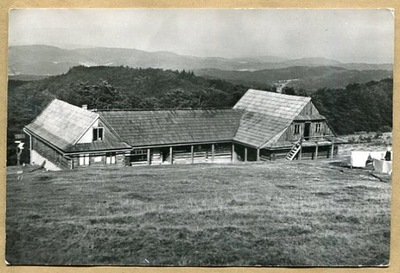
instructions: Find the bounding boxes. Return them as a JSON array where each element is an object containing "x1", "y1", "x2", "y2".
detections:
[
  {"x1": 25, "y1": 99, "x2": 99, "y2": 150},
  {"x1": 25, "y1": 90, "x2": 320, "y2": 152},
  {"x1": 233, "y1": 89, "x2": 311, "y2": 120},
  {"x1": 99, "y1": 109, "x2": 243, "y2": 147},
  {"x1": 232, "y1": 89, "x2": 313, "y2": 147},
  {"x1": 234, "y1": 112, "x2": 292, "y2": 148}
]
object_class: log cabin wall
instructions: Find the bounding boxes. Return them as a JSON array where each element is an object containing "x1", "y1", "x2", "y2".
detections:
[
  {"x1": 123, "y1": 143, "x2": 234, "y2": 166},
  {"x1": 31, "y1": 137, "x2": 70, "y2": 169},
  {"x1": 260, "y1": 145, "x2": 336, "y2": 161},
  {"x1": 160, "y1": 143, "x2": 232, "y2": 165},
  {"x1": 277, "y1": 101, "x2": 333, "y2": 143}
]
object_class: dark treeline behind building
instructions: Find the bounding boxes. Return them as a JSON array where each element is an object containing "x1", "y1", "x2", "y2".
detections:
[{"x1": 7, "y1": 66, "x2": 392, "y2": 165}]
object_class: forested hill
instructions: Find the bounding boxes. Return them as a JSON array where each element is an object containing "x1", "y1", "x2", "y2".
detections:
[
  {"x1": 9, "y1": 66, "x2": 258, "y2": 111},
  {"x1": 194, "y1": 66, "x2": 392, "y2": 91},
  {"x1": 311, "y1": 78, "x2": 393, "y2": 135}
]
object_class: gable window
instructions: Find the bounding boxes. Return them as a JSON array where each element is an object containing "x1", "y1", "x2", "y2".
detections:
[
  {"x1": 93, "y1": 127, "x2": 104, "y2": 141},
  {"x1": 315, "y1": 123, "x2": 321, "y2": 133},
  {"x1": 294, "y1": 124, "x2": 301, "y2": 135}
]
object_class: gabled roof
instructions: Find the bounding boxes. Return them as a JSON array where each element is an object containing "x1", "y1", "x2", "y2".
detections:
[
  {"x1": 234, "y1": 112, "x2": 292, "y2": 148},
  {"x1": 25, "y1": 99, "x2": 99, "y2": 150},
  {"x1": 232, "y1": 89, "x2": 314, "y2": 147},
  {"x1": 233, "y1": 89, "x2": 311, "y2": 120},
  {"x1": 25, "y1": 90, "x2": 324, "y2": 152},
  {"x1": 294, "y1": 114, "x2": 326, "y2": 121},
  {"x1": 99, "y1": 109, "x2": 243, "y2": 147}
]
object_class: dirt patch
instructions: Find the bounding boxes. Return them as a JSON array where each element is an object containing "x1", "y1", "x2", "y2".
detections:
[
  {"x1": 227, "y1": 199, "x2": 246, "y2": 206},
  {"x1": 34, "y1": 175, "x2": 52, "y2": 182},
  {"x1": 123, "y1": 192, "x2": 153, "y2": 202},
  {"x1": 313, "y1": 191, "x2": 335, "y2": 197},
  {"x1": 275, "y1": 185, "x2": 297, "y2": 190}
]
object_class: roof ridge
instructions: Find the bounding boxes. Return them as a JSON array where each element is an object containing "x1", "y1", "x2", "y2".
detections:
[
  {"x1": 97, "y1": 108, "x2": 242, "y2": 113},
  {"x1": 247, "y1": 89, "x2": 311, "y2": 100},
  {"x1": 27, "y1": 98, "x2": 57, "y2": 126}
]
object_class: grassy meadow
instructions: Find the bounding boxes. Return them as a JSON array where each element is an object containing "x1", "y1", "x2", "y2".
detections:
[{"x1": 6, "y1": 158, "x2": 391, "y2": 266}]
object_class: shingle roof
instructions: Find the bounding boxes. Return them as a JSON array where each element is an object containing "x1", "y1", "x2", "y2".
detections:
[
  {"x1": 233, "y1": 89, "x2": 310, "y2": 120},
  {"x1": 25, "y1": 99, "x2": 99, "y2": 150},
  {"x1": 99, "y1": 109, "x2": 243, "y2": 147},
  {"x1": 25, "y1": 90, "x2": 321, "y2": 152},
  {"x1": 66, "y1": 141, "x2": 131, "y2": 153},
  {"x1": 234, "y1": 111, "x2": 292, "y2": 148},
  {"x1": 232, "y1": 89, "x2": 314, "y2": 147},
  {"x1": 294, "y1": 114, "x2": 326, "y2": 121}
]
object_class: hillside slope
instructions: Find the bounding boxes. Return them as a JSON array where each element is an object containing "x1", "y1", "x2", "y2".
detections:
[
  {"x1": 194, "y1": 66, "x2": 392, "y2": 91},
  {"x1": 6, "y1": 161, "x2": 390, "y2": 265}
]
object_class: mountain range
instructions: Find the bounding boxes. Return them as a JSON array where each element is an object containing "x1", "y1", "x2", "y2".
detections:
[
  {"x1": 8, "y1": 44, "x2": 392, "y2": 75},
  {"x1": 8, "y1": 44, "x2": 393, "y2": 91}
]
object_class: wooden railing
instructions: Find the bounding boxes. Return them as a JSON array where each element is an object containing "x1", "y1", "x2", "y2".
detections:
[{"x1": 300, "y1": 135, "x2": 335, "y2": 142}]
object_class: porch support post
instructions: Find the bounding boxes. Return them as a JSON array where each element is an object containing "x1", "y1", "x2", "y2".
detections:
[
  {"x1": 315, "y1": 142, "x2": 319, "y2": 160},
  {"x1": 147, "y1": 148, "x2": 151, "y2": 165},
  {"x1": 191, "y1": 145, "x2": 194, "y2": 164},
  {"x1": 231, "y1": 143, "x2": 235, "y2": 162},
  {"x1": 330, "y1": 137, "x2": 335, "y2": 158},
  {"x1": 244, "y1": 147, "x2": 248, "y2": 162},
  {"x1": 211, "y1": 144, "x2": 215, "y2": 163},
  {"x1": 170, "y1": 146, "x2": 173, "y2": 164},
  {"x1": 256, "y1": 148, "x2": 260, "y2": 161}
]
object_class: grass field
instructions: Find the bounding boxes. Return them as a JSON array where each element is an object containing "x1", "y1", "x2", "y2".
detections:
[{"x1": 6, "y1": 157, "x2": 391, "y2": 266}]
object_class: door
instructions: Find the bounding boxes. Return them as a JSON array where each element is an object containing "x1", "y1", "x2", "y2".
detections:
[{"x1": 304, "y1": 123, "x2": 311, "y2": 140}]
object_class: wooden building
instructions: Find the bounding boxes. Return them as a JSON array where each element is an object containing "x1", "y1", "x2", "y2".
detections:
[{"x1": 24, "y1": 89, "x2": 340, "y2": 170}]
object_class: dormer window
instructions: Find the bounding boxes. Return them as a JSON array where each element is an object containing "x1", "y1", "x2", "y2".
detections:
[{"x1": 93, "y1": 127, "x2": 104, "y2": 141}]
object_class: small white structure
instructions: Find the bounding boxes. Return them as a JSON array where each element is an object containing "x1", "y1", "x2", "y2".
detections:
[
  {"x1": 350, "y1": 151, "x2": 385, "y2": 168},
  {"x1": 372, "y1": 159, "x2": 392, "y2": 174},
  {"x1": 350, "y1": 148, "x2": 392, "y2": 174}
]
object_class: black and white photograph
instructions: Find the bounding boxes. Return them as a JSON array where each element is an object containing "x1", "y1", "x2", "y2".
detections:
[{"x1": 5, "y1": 8, "x2": 393, "y2": 266}]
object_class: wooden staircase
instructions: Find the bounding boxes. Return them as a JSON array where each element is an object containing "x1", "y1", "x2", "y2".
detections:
[{"x1": 286, "y1": 140, "x2": 302, "y2": 161}]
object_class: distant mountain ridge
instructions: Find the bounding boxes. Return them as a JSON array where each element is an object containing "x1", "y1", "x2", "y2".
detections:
[
  {"x1": 8, "y1": 44, "x2": 393, "y2": 77},
  {"x1": 194, "y1": 66, "x2": 392, "y2": 91}
]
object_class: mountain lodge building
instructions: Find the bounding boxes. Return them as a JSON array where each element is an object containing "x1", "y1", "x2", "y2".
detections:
[{"x1": 24, "y1": 89, "x2": 339, "y2": 170}]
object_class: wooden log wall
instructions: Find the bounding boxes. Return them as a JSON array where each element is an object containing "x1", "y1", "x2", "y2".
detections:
[
  {"x1": 32, "y1": 137, "x2": 70, "y2": 169},
  {"x1": 260, "y1": 145, "x2": 333, "y2": 161}
]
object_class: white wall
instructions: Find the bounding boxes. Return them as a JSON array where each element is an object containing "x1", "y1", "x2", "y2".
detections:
[
  {"x1": 30, "y1": 150, "x2": 62, "y2": 171},
  {"x1": 77, "y1": 119, "x2": 99, "y2": 144}
]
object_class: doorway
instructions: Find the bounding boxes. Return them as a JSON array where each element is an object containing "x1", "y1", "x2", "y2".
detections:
[{"x1": 304, "y1": 123, "x2": 311, "y2": 140}]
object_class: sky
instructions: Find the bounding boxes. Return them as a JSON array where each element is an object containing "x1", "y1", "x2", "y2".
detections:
[{"x1": 8, "y1": 9, "x2": 394, "y2": 63}]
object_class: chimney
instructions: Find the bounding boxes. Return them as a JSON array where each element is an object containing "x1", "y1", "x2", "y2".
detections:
[{"x1": 82, "y1": 105, "x2": 88, "y2": 110}]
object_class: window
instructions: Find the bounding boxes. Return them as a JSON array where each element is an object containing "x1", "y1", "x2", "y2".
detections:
[
  {"x1": 294, "y1": 124, "x2": 301, "y2": 135},
  {"x1": 130, "y1": 149, "x2": 147, "y2": 162},
  {"x1": 106, "y1": 152, "x2": 116, "y2": 164},
  {"x1": 93, "y1": 127, "x2": 104, "y2": 141},
  {"x1": 79, "y1": 154, "x2": 90, "y2": 166},
  {"x1": 315, "y1": 123, "x2": 322, "y2": 133},
  {"x1": 132, "y1": 149, "x2": 147, "y2": 155}
]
